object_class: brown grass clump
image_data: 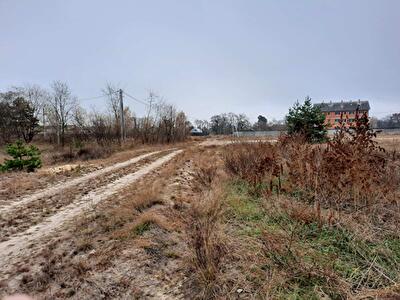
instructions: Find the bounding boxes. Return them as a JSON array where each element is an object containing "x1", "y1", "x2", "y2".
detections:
[
  {"x1": 112, "y1": 210, "x2": 172, "y2": 240},
  {"x1": 130, "y1": 186, "x2": 164, "y2": 212},
  {"x1": 185, "y1": 189, "x2": 228, "y2": 299},
  {"x1": 192, "y1": 161, "x2": 218, "y2": 192},
  {"x1": 223, "y1": 141, "x2": 281, "y2": 195},
  {"x1": 216, "y1": 123, "x2": 399, "y2": 298}
]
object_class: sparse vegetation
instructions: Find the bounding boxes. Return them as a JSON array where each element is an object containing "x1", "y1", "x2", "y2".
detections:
[
  {"x1": 186, "y1": 189, "x2": 227, "y2": 299},
  {"x1": 183, "y1": 120, "x2": 399, "y2": 299},
  {"x1": 0, "y1": 128, "x2": 399, "y2": 299},
  {"x1": 223, "y1": 141, "x2": 281, "y2": 196}
]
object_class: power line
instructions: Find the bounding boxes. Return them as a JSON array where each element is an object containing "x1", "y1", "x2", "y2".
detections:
[
  {"x1": 75, "y1": 90, "x2": 151, "y2": 107},
  {"x1": 77, "y1": 91, "x2": 118, "y2": 102},
  {"x1": 77, "y1": 94, "x2": 107, "y2": 102},
  {"x1": 123, "y1": 91, "x2": 150, "y2": 106}
]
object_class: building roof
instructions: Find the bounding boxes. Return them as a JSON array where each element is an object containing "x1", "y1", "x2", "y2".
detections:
[
  {"x1": 190, "y1": 128, "x2": 203, "y2": 133},
  {"x1": 315, "y1": 100, "x2": 370, "y2": 112}
]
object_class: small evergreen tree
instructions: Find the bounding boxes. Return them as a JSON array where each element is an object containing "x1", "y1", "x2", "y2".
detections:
[
  {"x1": 286, "y1": 96, "x2": 327, "y2": 143},
  {"x1": 0, "y1": 141, "x2": 42, "y2": 172}
]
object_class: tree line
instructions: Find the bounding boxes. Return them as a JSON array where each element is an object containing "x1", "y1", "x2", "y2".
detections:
[
  {"x1": 376, "y1": 113, "x2": 400, "y2": 129},
  {"x1": 194, "y1": 113, "x2": 286, "y2": 135},
  {"x1": 0, "y1": 82, "x2": 191, "y2": 147}
]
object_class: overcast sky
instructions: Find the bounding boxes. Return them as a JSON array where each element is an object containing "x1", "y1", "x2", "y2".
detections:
[{"x1": 1, "y1": 0, "x2": 399, "y2": 122}]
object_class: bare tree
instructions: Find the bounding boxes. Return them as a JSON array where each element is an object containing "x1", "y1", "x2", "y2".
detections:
[
  {"x1": 12, "y1": 84, "x2": 49, "y2": 121},
  {"x1": 88, "y1": 111, "x2": 114, "y2": 144},
  {"x1": 47, "y1": 81, "x2": 77, "y2": 147},
  {"x1": 175, "y1": 111, "x2": 190, "y2": 141},
  {"x1": 194, "y1": 119, "x2": 210, "y2": 134},
  {"x1": 102, "y1": 83, "x2": 120, "y2": 139}
]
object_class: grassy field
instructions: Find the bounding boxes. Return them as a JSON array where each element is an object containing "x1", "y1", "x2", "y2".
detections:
[
  {"x1": 186, "y1": 133, "x2": 400, "y2": 299},
  {"x1": 0, "y1": 132, "x2": 399, "y2": 299}
]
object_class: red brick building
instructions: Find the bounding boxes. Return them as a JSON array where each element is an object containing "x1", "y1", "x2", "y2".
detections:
[{"x1": 316, "y1": 100, "x2": 370, "y2": 129}]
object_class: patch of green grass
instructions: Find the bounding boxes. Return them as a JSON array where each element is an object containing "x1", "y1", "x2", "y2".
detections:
[
  {"x1": 299, "y1": 223, "x2": 400, "y2": 289},
  {"x1": 132, "y1": 221, "x2": 152, "y2": 236},
  {"x1": 224, "y1": 180, "x2": 400, "y2": 297},
  {"x1": 224, "y1": 181, "x2": 266, "y2": 223}
]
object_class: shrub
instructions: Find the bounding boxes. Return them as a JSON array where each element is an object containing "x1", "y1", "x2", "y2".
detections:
[
  {"x1": 223, "y1": 141, "x2": 281, "y2": 196},
  {"x1": 51, "y1": 143, "x2": 113, "y2": 163},
  {"x1": 282, "y1": 113, "x2": 399, "y2": 212},
  {"x1": 0, "y1": 140, "x2": 42, "y2": 172}
]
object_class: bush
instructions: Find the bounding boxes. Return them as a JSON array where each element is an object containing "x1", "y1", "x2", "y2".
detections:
[
  {"x1": 0, "y1": 140, "x2": 42, "y2": 172},
  {"x1": 51, "y1": 143, "x2": 113, "y2": 163},
  {"x1": 281, "y1": 114, "x2": 400, "y2": 212},
  {"x1": 223, "y1": 141, "x2": 281, "y2": 196}
]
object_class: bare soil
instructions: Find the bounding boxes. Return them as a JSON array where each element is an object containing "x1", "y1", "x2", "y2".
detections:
[{"x1": 0, "y1": 143, "x2": 218, "y2": 299}]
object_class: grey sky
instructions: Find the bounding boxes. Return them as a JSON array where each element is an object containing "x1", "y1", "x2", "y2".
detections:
[{"x1": 1, "y1": 0, "x2": 399, "y2": 122}]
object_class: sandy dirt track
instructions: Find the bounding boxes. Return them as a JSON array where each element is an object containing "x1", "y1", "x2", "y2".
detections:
[
  {"x1": 0, "y1": 150, "x2": 164, "y2": 214},
  {"x1": 0, "y1": 150, "x2": 182, "y2": 272}
]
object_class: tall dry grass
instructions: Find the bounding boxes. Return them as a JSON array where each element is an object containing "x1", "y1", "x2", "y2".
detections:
[
  {"x1": 223, "y1": 141, "x2": 281, "y2": 196},
  {"x1": 185, "y1": 188, "x2": 228, "y2": 299},
  {"x1": 278, "y1": 120, "x2": 400, "y2": 236}
]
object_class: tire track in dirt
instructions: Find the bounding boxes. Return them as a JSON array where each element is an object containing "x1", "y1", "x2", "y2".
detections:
[
  {"x1": 0, "y1": 150, "x2": 173, "y2": 241},
  {"x1": 0, "y1": 150, "x2": 183, "y2": 272},
  {"x1": 0, "y1": 150, "x2": 165, "y2": 215}
]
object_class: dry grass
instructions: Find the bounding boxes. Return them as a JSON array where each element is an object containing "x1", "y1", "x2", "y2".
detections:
[
  {"x1": 183, "y1": 124, "x2": 400, "y2": 298},
  {"x1": 185, "y1": 189, "x2": 228, "y2": 299},
  {"x1": 278, "y1": 124, "x2": 400, "y2": 216},
  {"x1": 112, "y1": 210, "x2": 173, "y2": 240},
  {"x1": 192, "y1": 160, "x2": 218, "y2": 192},
  {"x1": 223, "y1": 141, "x2": 281, "y2": 196},
  {"x1": 50, "y1": 143, "x2": 116, "y2": 163},
  {"x1": 3, "y1": 132, "x2": 399, "y2": 299},
  {"x1": 130, "y1": 186, "x2": 164, "y2": 212},
  {"x1": 375, "y1": 134, "x2": 400, "y2": 152}
]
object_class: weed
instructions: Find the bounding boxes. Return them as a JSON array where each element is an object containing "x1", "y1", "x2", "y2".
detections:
[
  {"x1": 186, "y1": 190, "x2": 227, "y2": 299},
  {"x1": 129, "y1": 211, "x2": 171, "y2": 238},
  {"x1": 192, "y1": 162, "x2": 218, "y2": 191},
  {"x1": 131, "y1": 187, "x2": 164, "y2": 212},
  {"x1": 223, "y1": 141, "x2": 281, "y2": 196}
]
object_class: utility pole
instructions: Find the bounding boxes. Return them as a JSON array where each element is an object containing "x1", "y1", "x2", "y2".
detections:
[
  {"x1": 119, "y1": 89, "x2": 125, "y2": 141},
  {"x1": 42, "y1": 106, "x2": 46, "y2": 139}
]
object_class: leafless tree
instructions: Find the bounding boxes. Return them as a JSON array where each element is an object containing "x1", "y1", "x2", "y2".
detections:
[
  {"x1": 88, "y1": 111, "x2": 114, "y2": 144},
  {"x1": 102, "y1": 83, "x2": 120, "y2": 138},
  {"x1": 12, "y1": 84, "x2": 49, "y2": 121},
  {"x1": 47, "y1": 81, "x2": 77, "y2": 147}
]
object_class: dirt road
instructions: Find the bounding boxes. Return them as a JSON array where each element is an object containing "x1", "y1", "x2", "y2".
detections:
[
  {"x1": 0, "y1": 149, "x2": 182, "y2": 274},
  {"x1": 0, "y1": 150, "x2": 164, "y2": 213}
]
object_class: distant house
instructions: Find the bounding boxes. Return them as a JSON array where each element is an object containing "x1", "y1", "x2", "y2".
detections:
[
  {"x1": 190, "y1": 128, "x2": 205, "y2": 136},
  {"x1": 315, "y1": 100, "x2": 370, "y2": 129}
]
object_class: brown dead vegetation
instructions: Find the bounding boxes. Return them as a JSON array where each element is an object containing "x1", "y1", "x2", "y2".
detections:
[
  {"x1": 1, "y1": 128, "x2": 399, "y2": 299},
  {"x1": 185, "y1": 189, "x2": 227, "y2": 299},
  {"x1": 279, "y1": 118, "x2": 400, "y2": 237},
  {"x1": 183, "y1": 119, "x2": 399, "y2": 299},
  {"x1": 223, "y1": 141, "x2": 281, "y2": 196},
  {"x1": 0, "y1": 144, "x2": 218, "y2": 299}
]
